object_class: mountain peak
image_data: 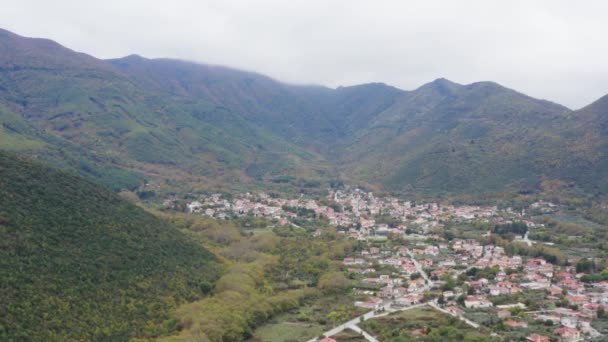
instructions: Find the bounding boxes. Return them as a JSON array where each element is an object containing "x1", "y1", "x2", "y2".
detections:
[
  {"x1": 431, "y1": 77, "x2": 458, "y2": 86},
  {"x1": 415, "y1": 77, "x2": 461, "y2": 96}
]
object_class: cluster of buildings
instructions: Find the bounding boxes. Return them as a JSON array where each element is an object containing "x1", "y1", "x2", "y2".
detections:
[
  {"x1": 184, "y1": 189, "x2": 509, "y2": 233},
  {"x1": 182, "y1": 190, "x2": 604, "y2": 340},
  {"x1": 343, "y1": 232, "x2": 605, "y2": 341}
]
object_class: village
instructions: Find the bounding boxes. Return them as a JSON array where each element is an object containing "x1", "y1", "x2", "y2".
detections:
[{"x1": 182, "y1": 189, "x2": 607, "y2": 341}]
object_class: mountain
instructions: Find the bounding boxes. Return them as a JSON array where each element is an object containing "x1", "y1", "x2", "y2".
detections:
[
  {"x1": 1, "y1": 27, "x2": 608, "y2": 196},
  {"x1": 0, "y1": 28, "x2": 328, "y2": 192},
  {"x1": 109, "y1": 55, "x2": 405, "y2": 151},
  {"x1": 336, "y1": 79, "x2": 580, "y2": 193},
  {"x1": 0, "y1": 151, "x2": 220, "y2": 340}
]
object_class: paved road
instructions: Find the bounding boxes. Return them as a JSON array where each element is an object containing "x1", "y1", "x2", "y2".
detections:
[
  {"x1": 350, "y1": 325, "x2": 379, "y2": 342},
  {"x1": 406, "y1": 250, "x2": 433, "y2": 286},
  {"x1": 310, "y1": 252, "x2": 436, "y2": 342},
  {"x1": 311, "y1": 299, "x2": 489, "y2": 342},
  {"x1": 307, "y1": 310, "x2": 376, "y2": 342},
  {"x1": 310, "y1": 302, "x2": 430, "y2": 342}
]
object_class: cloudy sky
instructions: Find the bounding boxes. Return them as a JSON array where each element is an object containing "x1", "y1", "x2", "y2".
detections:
[{"x1": 2, "y1": 0, "x2": 607, "y2": 108}]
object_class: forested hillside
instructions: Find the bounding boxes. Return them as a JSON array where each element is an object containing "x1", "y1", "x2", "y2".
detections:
[
  {"x1": 0, "y1": 152, "x2": 220, "y2": 341},
  {"x1": 2, "y1": 27, "x2": 608, "y2": 196},
  {"x1": 0, "y1": 28, "x2": 328, "y2": 192}
]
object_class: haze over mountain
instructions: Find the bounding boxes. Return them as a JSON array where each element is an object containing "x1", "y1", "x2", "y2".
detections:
[{"x1": 1, "y1": 27, "x2": 608, "y2": 196}]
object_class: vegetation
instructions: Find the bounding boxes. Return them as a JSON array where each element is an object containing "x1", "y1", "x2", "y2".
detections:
[
  {"x1": 359, "y1": 306, "x2": 497, "y2": 341},
  {"x1": 3, "y1": 28, "x2": 608, "y2": 198},
  {"x1": 157, "y1": 214, "x2": 358, "y2": 341},
  {"x1": 0, "y1": 152, "x2": 220, "y2": 341},
  {"x1": 492, "y1": 221, "x2": 528, "y2": 238}
]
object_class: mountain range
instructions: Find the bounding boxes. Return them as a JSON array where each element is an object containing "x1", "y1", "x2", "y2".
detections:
[{"x1": 1, "y1": 27, "x2": 607, "y2": 196}]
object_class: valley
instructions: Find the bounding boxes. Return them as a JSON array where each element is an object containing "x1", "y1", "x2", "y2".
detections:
[
  {"x1": 1, "y1": 25, "x2": 608, "y2": 342},
  {"x1": 153, "y1": 187, "x2": 608, "y2": 341}
]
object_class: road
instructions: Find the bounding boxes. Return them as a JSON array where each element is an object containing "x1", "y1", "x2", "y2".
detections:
[
  {"x1": 406, "y1": 250, "x2": 433, "y2": 286},
  {"x1": 349, "y1": 325, "x2": 379, "y2": 342},
  {"x1": 521, "y1": 232, "x2": 533, "y2": 246},
  {"x1": 310, "y1": 251, "x2": 436, "y2": 342},
  {"x1": 310, "y1": 300, "x2": 429, "y2": 342},
  {"x1": 307, "y1": 310, "x2": 376, "y2": 342}
]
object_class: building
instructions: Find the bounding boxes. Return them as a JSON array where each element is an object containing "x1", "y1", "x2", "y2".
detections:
[
  {"x1": 526, "y1": 334, "x2": 550, "y2": 342},
  {"x1": 464, "y1": 296, "x2": 493, "y2": 308},
  {"x1": 553, "y1": 327, "x2": 580, "y2": 342}
]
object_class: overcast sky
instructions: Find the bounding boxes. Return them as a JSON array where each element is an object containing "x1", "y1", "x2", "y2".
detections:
[{"x1": 2, "y1": 0, "x2": 607, "y2": 108}]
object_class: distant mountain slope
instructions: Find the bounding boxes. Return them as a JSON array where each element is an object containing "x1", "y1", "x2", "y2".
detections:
[
  {"x1": 2, "y1": 27, "x2": 608, "y2": 196},
  {"x1": 0, "y1": 152, "x2": 220, "y2": 340},
  {"x1": 108, "y1": 56, "x2": 404, "y2": 151},
  {"x1": 0, "y1": 28, "x2": 329, "y2": 191},
  {"x1": 336, "y1": 79, "x2": 586, "y2": 193}
]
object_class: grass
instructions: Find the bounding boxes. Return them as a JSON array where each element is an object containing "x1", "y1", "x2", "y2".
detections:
[
  {"x1": 0, "y1": 129, "x2": 45, "y2": 150},
  {"x1": 360, "y1": 306, "x2": 497, "y2": 341},
  {"x1": 251, "y1": 320, "x2": 325, "y2": 342},
  {"x1": 333, "y1": 329, "x2": 368, "y2": 341},
  {"x1": 250, "y1": 293, "x2": 366, "y2": 342}
]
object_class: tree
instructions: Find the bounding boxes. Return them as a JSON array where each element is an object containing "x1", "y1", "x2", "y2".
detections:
[
  {"x1": 598, "y1": 305, "x2": 607, "y2": 319},
  {"x1": 318, "y1": 272, "x2": 350, "y2": 293},
  {"x1": 576, "y1": 258, "x2": 595, "y2": 273},
  {"x1": 327, "y1": 311, "x2": 340, "y2": 327},
  {"x1": 441, "y1": 274, "x2": 456, "y2": 291}
]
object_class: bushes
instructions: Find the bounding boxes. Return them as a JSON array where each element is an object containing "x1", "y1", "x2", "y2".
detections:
[
  {"x1": 581, "y1": 270, "x2": 608, "y2": 283},
  {"x1": 159, "y1": 208, "x2": 357, "y2": 341},
  {"x1": 165, "y1": 262, "x2": 312, "y2": 342},
  {"x1": 318, "y1": 272, "x2": 351, "y2": 293},
  {"x1": 493, "y1": 221, "x2": 528, "y2": 238}
]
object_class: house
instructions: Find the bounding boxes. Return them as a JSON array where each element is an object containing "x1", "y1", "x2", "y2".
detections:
[
  {"x1": 567, "y1": 294, "x2": 589, "y2": 306},
  {"x1": 393, "y1": 294, "x2": 422, "y2": 307},
  {"x1": 526, "y1": 334, "x2": 550, "y2": 342},
  {"x1": 497, "y1": 309, "x2": 511, "y2": 318},
  {"x1": 547, "y1": 286, "x2": 564, "y2": 296},
  {"x1": 553, "y1": 326, "x2": 580, "y2": 341},
  {"x1": 505, "y1": 319, "x2": 528, "y2": 328},
  {"x1": 187, "y1": 201, "x2": 203, "y2": 213},
  {"x1": 582, "y1": 302, "x2": 601, "y2": 316},
  {"x1": 464, "y1": 296, "x2": 493, "y2": 308},
  {"x1": 319, "y1": 338, "x2": 337, "y2": 342},
  {"x1": 442, "y1": 291, "x2": 455, "y2": 299},
  {"x1": 356, "y1": 297, "x2": 383, "y2": 310},
  {"x1": 408, "y1": 279, "x2": 425, "y2": 292},
  {"x1": 343, "y1": 258, "x2": 365, "y2": 265},
  {"x1": 379, "y1": 286, "x2": 394, "y2": 298}
]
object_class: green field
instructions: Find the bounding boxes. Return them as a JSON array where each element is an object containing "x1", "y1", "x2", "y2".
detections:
[
  {"x1": 251, "y1": 320, "x2": 325, "y2": 342},
  {"x1": 360, "y1": 307, "x2": 496, "y2": 341}
]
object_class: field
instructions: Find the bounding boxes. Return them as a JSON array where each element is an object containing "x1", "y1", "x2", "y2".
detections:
[
  {"x1": 250, "y1": 319, "x2": 325, "y2": 342},
  {"x1": 249, "y1": 293, "x2": 367, "y2": 342},
  {"x1": 359, "y1": 306, "x2": 496, "y2": 341}
]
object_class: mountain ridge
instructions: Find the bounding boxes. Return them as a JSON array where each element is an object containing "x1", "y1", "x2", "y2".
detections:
[{"x1": 1, "y1": 27, "x2": 607, "y2": 196}]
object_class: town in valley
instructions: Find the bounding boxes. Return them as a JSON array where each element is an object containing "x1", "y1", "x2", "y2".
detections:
[{"x1": 168, "y1": 188, "x2": 608, "y2": 341}]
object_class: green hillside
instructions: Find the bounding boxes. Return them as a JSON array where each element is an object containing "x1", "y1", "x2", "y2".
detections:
[
  {"x1": 336, "y1": 79, "x2": 608, "y2": 195},
  {"x1": 0, "y1": 28, "x2": 329, "y2": 192},
  {"x1": 0, "y1": 152, "x2": 220, "y2": 341},
  {"x1": 2, "y1": 27, "x2": 608, "y2": 197}
]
